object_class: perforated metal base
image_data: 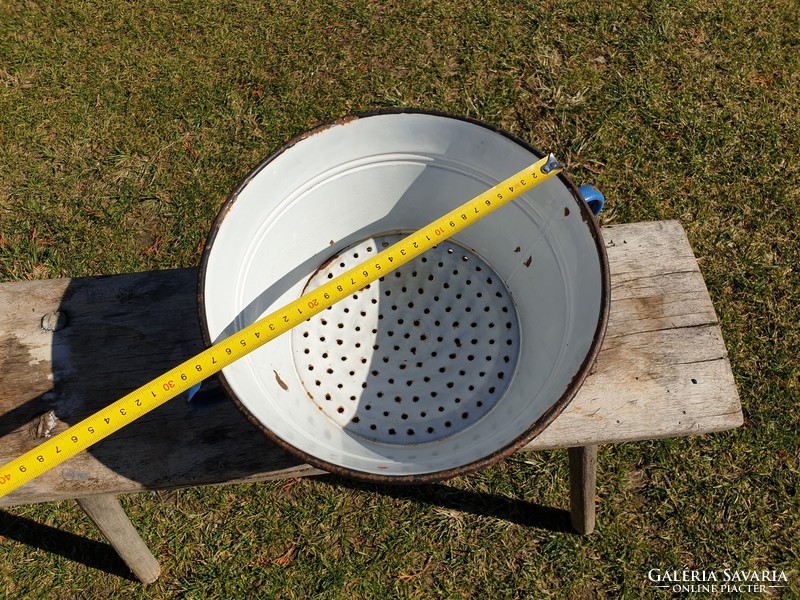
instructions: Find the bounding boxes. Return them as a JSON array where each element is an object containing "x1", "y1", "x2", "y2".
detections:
[{"x1": 292, "y1": 234, "x2": 521, "y2": 445}]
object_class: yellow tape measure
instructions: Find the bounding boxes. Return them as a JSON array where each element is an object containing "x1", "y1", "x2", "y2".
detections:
[{"x1": 0, "y1": 153, "x2": 563, "y2": 498}]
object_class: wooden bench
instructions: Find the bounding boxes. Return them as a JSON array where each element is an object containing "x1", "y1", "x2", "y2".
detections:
[{"x1": 0, "y1": 220, "x2": 743, "y2": 583}]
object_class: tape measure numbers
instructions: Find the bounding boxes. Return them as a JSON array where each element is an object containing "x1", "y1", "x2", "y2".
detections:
[{"x1": 0, "y1": 153, "x2": 563, "y2": 497}]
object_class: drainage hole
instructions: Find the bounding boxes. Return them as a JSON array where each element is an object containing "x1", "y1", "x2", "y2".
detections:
[
  {"x1": 377, "y1": 392, "x2": 384, "y2": 398},
  {"x1": 355, "y1": 343, "x2": 361, "y2": 349},
  {"x1": 382, "y1": 356, "x2": 390, "y2": 363},
  {"x1": 308, "y1": 365, "x2": 314, "y2": 371},
  {"x1": 406, "y1": 429, "x2": 415, "y2": 436},
  {"x1": 401, "y1": 413, "x2": 408, "y2": 420},
  {"x1": 479, "y1": 371, "x2": 486, "y2": 377},
  {"x1": 349, "y1": 395, "x2": 357, "y2": 401},
  {"x1": 325, "y1": 393, "x2": 332, "y2": 400},
  {"x1": 413, "y1": 396, "x2": 420, "y2": 402},
  {"x1": 467, "y1": 355, "x2": 475, "y2": 361},
  {"x1": 498, "y1": 371, "x2": 505, "y2": 379},
  {"x1": 431, "y1": 391, "x2": 438, "y2": 398},
  {"x1": 446, "y1": 382, "x2": 454, "y2": 389},
  {"x1": 326, "y1": 368, "x2": 333, "y2": 374},
  {"x1": 400, "y1": 364, "x2": 407, "y2": 370},
  {"x1": 387, "y1": 377, "x2": 395, "y2": 384},
  {"x1": 438, "y1": 367, "x2": 446, "y2": 373},
  {"x1": 407, "y1": 302, "x2": 415, "y2": 309},
  {"x1": 454, "y1": 397, "x2": 461, "y2": 403},
  {"x1": 352, "y1": 416, "x2": 360, "y2": 423},
  {"x1": 315, "y1": 380, "x2": 321, "y2": 386},
  {"x1": 383, "y1": 411, "x2": 390, "y2": 417},
  {"x1": 477, "y1": 401, "x2": 483, "y2": 407},
  {"x1": 371, "y1": 369, "x2": 379, "y2": 376},
  {"x1": 431, "y1": 351, "x2": 438, "y2": 357},
  {"x1": 461, "y1": 412, "x2": 469, "y2": 420},
  {"x1": 394, "y1": 396, "x2": 402, "y2": 403},
  {"x1": 427, "y1": 427, "x2": 435, "y2": 434},
  {"x1": 349, "y1": 370, "x2": 355, "y2": 376},
  {"x1": 337, "y1": 383, "x2": 343, "y2": 389},
  {"x1": 444, "y1": 421, "x2": 452, "y2": 428},
  {"x1": 438, "y1": 406, "x2": 445, "y2": 412},
  {"x1": 319, "y1": 336, "x2": 326, "y2": 342},
  {"x1": 397, "y1": 318, "x2": 405, "y2": 325},
  {"x1": 388, "y1": 428, "x2": 396, "y2": 435},
  {"x1": 420, "y1": 411, "x2": 427, "y2": 418},
  {"x1": 336, "y1": 406, "x2": 345, "y2": 414},
  {"x1": 370, "y1": 424, "x2": 377, "y2": 430},
  {"x1": 304, "y1": 348, "x2": 310, "y2": 354},
  {"x1": 448, "y1": 353, "x2": 457, "y2": 360},
  {"x1": 406, "y1": 380, "x2": 414, "y2": 386},
  {"x1": 387, "y1": 331, "x2": 394, "y2": 337},
  {"x1": 336, "y1": 339, "x2": 344, "y2": 345},
  {"x1": 303, "y1": 332, "x2": 309, "y2": 338},
  {"x1": 423, "y1": 376, "x2": 431, "y2": 382},
  {"x1": 468, "y1": 385, "x2": 475, "y2": 391},
  {"x1": 365, "y1": 404, "x2": 372, "y2": 411},
  {"x1": 489, "y1": 386, "x2": 496, "y2": 394}
]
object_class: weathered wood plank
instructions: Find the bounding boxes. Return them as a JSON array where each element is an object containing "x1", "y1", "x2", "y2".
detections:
[
  {"x1": 527, "y1": 221, "x2": 742, "y2": 450},
  {"x1": 0, "y1": 221, "x2": 742, "y2": 506}
]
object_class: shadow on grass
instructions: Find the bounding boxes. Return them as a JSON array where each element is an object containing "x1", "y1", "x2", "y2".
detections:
[
  {"x1": 0, "y1": 510, "x2": 136, "y2": 581},
  {"x1": 327, "y1": 476, "x2": 574, "y2": 532}
]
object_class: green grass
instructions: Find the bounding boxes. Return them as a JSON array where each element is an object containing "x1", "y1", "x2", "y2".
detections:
[{"x1": 1, "y1": 0, "x2": 799, "y2": 597}]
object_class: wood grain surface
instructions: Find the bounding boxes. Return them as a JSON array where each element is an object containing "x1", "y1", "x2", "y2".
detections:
[{"x1": 0, "y1": 221, "x2": 742, "y2": 506}]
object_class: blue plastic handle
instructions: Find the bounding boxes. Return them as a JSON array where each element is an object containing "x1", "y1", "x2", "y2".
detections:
[{"x1": 578, "y1": 185, "x2": 605, "y2": 217}]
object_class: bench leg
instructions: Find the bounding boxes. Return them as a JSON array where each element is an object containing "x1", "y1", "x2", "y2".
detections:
[
  {"x1": 568, "y1": 445, "x2": 598, "y2": 535},
  {"x1": 76, "y1": 494, "x2": 161, "y2": 583}
]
